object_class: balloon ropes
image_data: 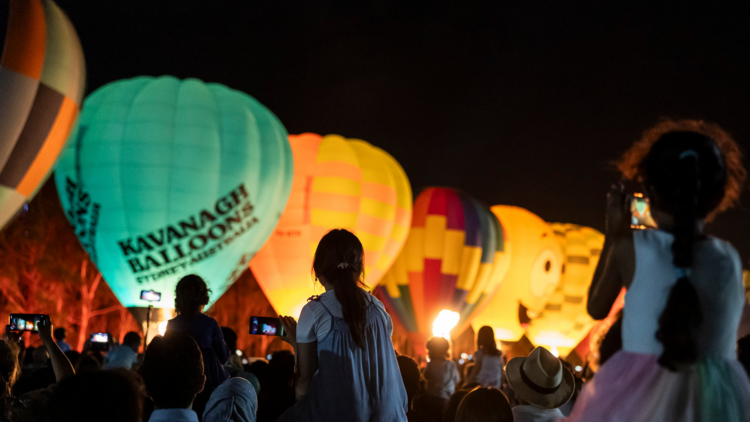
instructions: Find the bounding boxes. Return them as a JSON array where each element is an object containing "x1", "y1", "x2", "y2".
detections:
[
  {"x1": 54, "y1": 76, "x2": 293, "y2": 319},
  {"x1": 0, "y1": 0, "x2": 85, "y2": 230},
  {"x1": 376, "y1": 187, "x2": 510, "y2": 340},
  {"x1": 525, "y1": 224, "x2": 604, "y2": 356},
  {"x1": 471, "y1": 206, "x2": 564, "y2": 342},
  {"x1": 250, "y1": 133, "x2": 412, "y2": 317}
]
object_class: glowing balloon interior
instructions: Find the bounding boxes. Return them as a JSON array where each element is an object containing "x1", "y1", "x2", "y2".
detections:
[
  {"x1": 0, "y1": 0, "x2": 85, "y2": 230},
  {"x1": 378, "y1": 187, "x2": 510, "y2": 336},
  {"x1": 250, "y1": 133, "x2": 412, "y2": 317},
  {"x1": 55, "y1": 76, "x2": 293, "y2": 311},
  {"x1": 471, "y1": 206, "x2": 563, "y2": 342},
  {"x1": 432, "y1": 309, "x2": 460, "y2": 340},
  {"x1": 525, "y1": 224, "x2": 604, "y2": 355}
]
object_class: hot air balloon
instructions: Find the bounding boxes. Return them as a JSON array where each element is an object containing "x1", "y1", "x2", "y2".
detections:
[
  {"x1": 0, "y1": 0, "x2": 85, "y2": 230},
  {"x1": 471, "y1": 206, "x2": 564, "y2": 342},
  {"x1": 54, "y1": 76, "x2": 293, "y2": 325},
  {"x1": 525, "y1": 224, "x2": 604, "y2": 356},
  {"x1": 376, "y1": 188, "x2": 511, "y2": 340},
  {"x1": 249, "y1": 133, "x2": 412, "y2": 317}
]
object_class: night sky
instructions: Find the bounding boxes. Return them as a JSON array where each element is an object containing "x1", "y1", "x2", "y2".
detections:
[{"x1": 55, "y1": 0, "x2": 750, "y2": 265}]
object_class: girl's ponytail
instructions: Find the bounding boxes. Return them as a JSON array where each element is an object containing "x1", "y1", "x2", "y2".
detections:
[
  {"x1": 654, "y1": 152, "x2": 703, "y2": 371},
  {"x1": 313, "y1": 229, "x2": 369, "y2": 349}
]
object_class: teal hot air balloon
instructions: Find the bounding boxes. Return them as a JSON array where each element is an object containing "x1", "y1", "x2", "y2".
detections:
[{"x1": 54, "y1": 76, "x2": 293, "y2": 322}]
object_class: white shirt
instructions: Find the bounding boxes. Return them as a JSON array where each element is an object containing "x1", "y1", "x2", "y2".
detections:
[
  {"x1": 296, "y1": 288, "x2": 389, "y2": 343},
  {"x1": 424, "y1": 359, "x2": 460, "y2": 399},
  {"x1": 512, "y1": 405, "x2": 564, "y2": 422},
  {"x1": 148, "y1": 409, "x2": 199, "y2": 422}
]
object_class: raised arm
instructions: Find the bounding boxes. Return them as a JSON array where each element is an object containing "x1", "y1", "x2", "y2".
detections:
[
  {"x1": 588, "y1": 185, "x2": 635, "y2": 320},
  {"x1": 280, "y1": 315, "x2": 319, "y2": 400},
  {"x1": 464, "y1": 351, "x2": 483, "y2": 386},
  {"x1": 38, "y1": 317, "x2": 75, "y2": 382}
]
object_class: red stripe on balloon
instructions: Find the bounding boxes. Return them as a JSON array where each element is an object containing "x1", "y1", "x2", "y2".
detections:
[{"x1": 411, "y1": 187, "x2": 432, "y2": 228}]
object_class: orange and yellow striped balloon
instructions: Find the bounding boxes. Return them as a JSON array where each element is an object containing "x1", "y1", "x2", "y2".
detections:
[
  {"x1": 525, "y1": 224, "x2": 604, "y2": 356},
  {"x1": 0, "y1": 0, "x2": 85, "y2": 230},
  {"x1": 250, "y1": 133, "x2": 412, "y2": 316}
]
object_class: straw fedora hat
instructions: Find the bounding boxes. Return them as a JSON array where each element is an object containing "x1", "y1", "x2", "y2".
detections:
[{"x1": 506, "y1": 346, "x2": 574, "y2": 409}]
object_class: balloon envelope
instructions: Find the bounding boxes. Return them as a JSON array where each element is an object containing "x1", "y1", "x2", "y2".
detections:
[
  {"x1": 471, "y1": 206, "x2": 563, "y2": 342},
  {"x1": 525, "y1": 224, "x2": 604, "y2": 355},
  {"x1": 55, "y1": 76, "x2": 293, "y2": 311},
  {"x1": 0, "y1": 0, "x2": 85, "y2": 229},
  {"x1": 377, "y1": 187, "x2": 510, "y2": 336},
  {"x1": 250, "y1": 133, "x2": 412, "y2": 317}
]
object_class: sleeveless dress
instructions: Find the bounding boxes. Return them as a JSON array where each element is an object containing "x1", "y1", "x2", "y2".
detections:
[
  {"x1": 561, "y1": 230, "x2": 750, "y2": 422},
  {"x1": 278, "y1": 294, "x2": 408, "y2": 422},
  {"x1": 466, "y1": 349, "x2": 503, "y2": 388}
]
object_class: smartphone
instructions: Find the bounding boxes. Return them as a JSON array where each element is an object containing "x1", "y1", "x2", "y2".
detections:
[
  {"x1": 8, "y1": 314, "x2": 46, "y2": 333},
  {"x1": 630, "y1": 193, "x2": 657, "y2": 230},
  {"x1": 90, "y1": 332, "x2": 109, "y2": 343},
  {"x1": 90, "y1": 332, "x2": 110, "y2": 352},
  {"x1": 249, "y1": 317, "x2": 285, "y2": 336},
  {"x1": 140, "y1": 290, "x2": 162, "y2": 302}
]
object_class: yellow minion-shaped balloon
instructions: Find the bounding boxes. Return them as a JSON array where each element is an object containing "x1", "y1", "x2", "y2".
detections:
[
  {"x1": 471, "y1": 206, "x2": 564, "y2": 342},
  {"x1": 526, "y1": 224, "x2": 604, "y2": 356}
]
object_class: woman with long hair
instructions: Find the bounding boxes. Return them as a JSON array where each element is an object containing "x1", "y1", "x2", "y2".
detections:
[
  {"x1": 278, "y1": 229, "x2": 408, "y2": 421},
  {"x1": 563, "y1": 120, "x2": 750, "y2": 421},
  {"x1": 464, "y1": 326, "x2": 503, "y2": 388}
]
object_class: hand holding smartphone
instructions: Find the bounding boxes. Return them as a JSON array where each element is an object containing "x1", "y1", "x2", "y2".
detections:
[
  {"x1": 90, "y1": 332, "x2": 110, "y2": 352},
  {"x1": 8, "y1": 314, "x2": 47, "y2": 333},
  {"x1": 249, "y1": 317, "x2": 285, "y2": 336},
  {"x1": 630, "y1": 193, "x2": 657, "y2": 230}
]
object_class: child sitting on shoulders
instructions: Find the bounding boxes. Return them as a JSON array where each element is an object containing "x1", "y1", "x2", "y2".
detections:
[{"x1": 423, "y1": 337, "x2": 460, "y2": 400}]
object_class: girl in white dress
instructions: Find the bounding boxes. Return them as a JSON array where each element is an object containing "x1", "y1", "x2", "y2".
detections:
[{"x1": 563, "y1": 119, "x2": 750, "y2": 422}]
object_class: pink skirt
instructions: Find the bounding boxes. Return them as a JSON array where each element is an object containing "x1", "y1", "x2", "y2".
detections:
[{"x1": 560, "y1": 351, "x2": 750, "y2": 422}]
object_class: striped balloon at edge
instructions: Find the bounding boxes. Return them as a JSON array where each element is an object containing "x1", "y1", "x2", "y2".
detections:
[
  {"x1": 0, "y1": 0, "x2": 85, "y2": 229},
  {"x1": 249, "y1": 133, "x2": 412, "y2": 317},
  {"x1": 377, "y1": 187, "x2": 510, "y2": 335}
]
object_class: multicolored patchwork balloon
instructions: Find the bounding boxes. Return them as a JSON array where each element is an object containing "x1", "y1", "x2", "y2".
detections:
[
  {"x1": 0, "y1": 0, "x2": 85, "y2": 229},
  {"x1": 377, "y1": 187, "x2": 510, "y2": 336},
  {"x1": 250, "y1": 133, "x2": 412, "y2": 316},
  {"x1": 525, "y1": 224, "x2": 604, "y2": 355},
  {"x1": 54, "y1": 76, "x2": 293, "y2": 312}
]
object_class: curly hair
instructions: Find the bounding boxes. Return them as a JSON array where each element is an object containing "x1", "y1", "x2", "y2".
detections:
[{"x1": 618, "y1": 119, "x2": 745, "y2": 220}]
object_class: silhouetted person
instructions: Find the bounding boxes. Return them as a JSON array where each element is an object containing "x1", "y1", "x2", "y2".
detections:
[
  {"x1": 454, "y1": 387, "x2": 513, "y2": 422},
  {"x1": 507, "y1": 347, "x2": 573, "y2": 422},
  {"x1": 1, "y1": 317, "x2": 76, "y2": 422},
  {"x1": 166, "y1": 275, "x2": 229, "y2": 418},
  {"x1": 140, "y1": 331, "x2": 206, "y2": 422},
  {"x1": 464, "y1": 326, "x2": 503, "y2": 388},
  {"x1": 45, "y1": 369, "x2": 143, "y2": 422},
  {"x1": 54, "y1": 328, "x2": 71, "y2": 353},
  {"x1": 397, "y1": 355, "x2": 432, "y2": 422},
  {"x1": 442, "y1": 389, "x2": 470, "y2": 422},
  {"x1": 104, "y1": 331, "x2": 141, "y2": 370}
]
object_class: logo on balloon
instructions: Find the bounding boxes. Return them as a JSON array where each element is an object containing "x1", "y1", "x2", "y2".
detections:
[{"x1": 55, "y1": 76, "x2": 293, "y2": 310}]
